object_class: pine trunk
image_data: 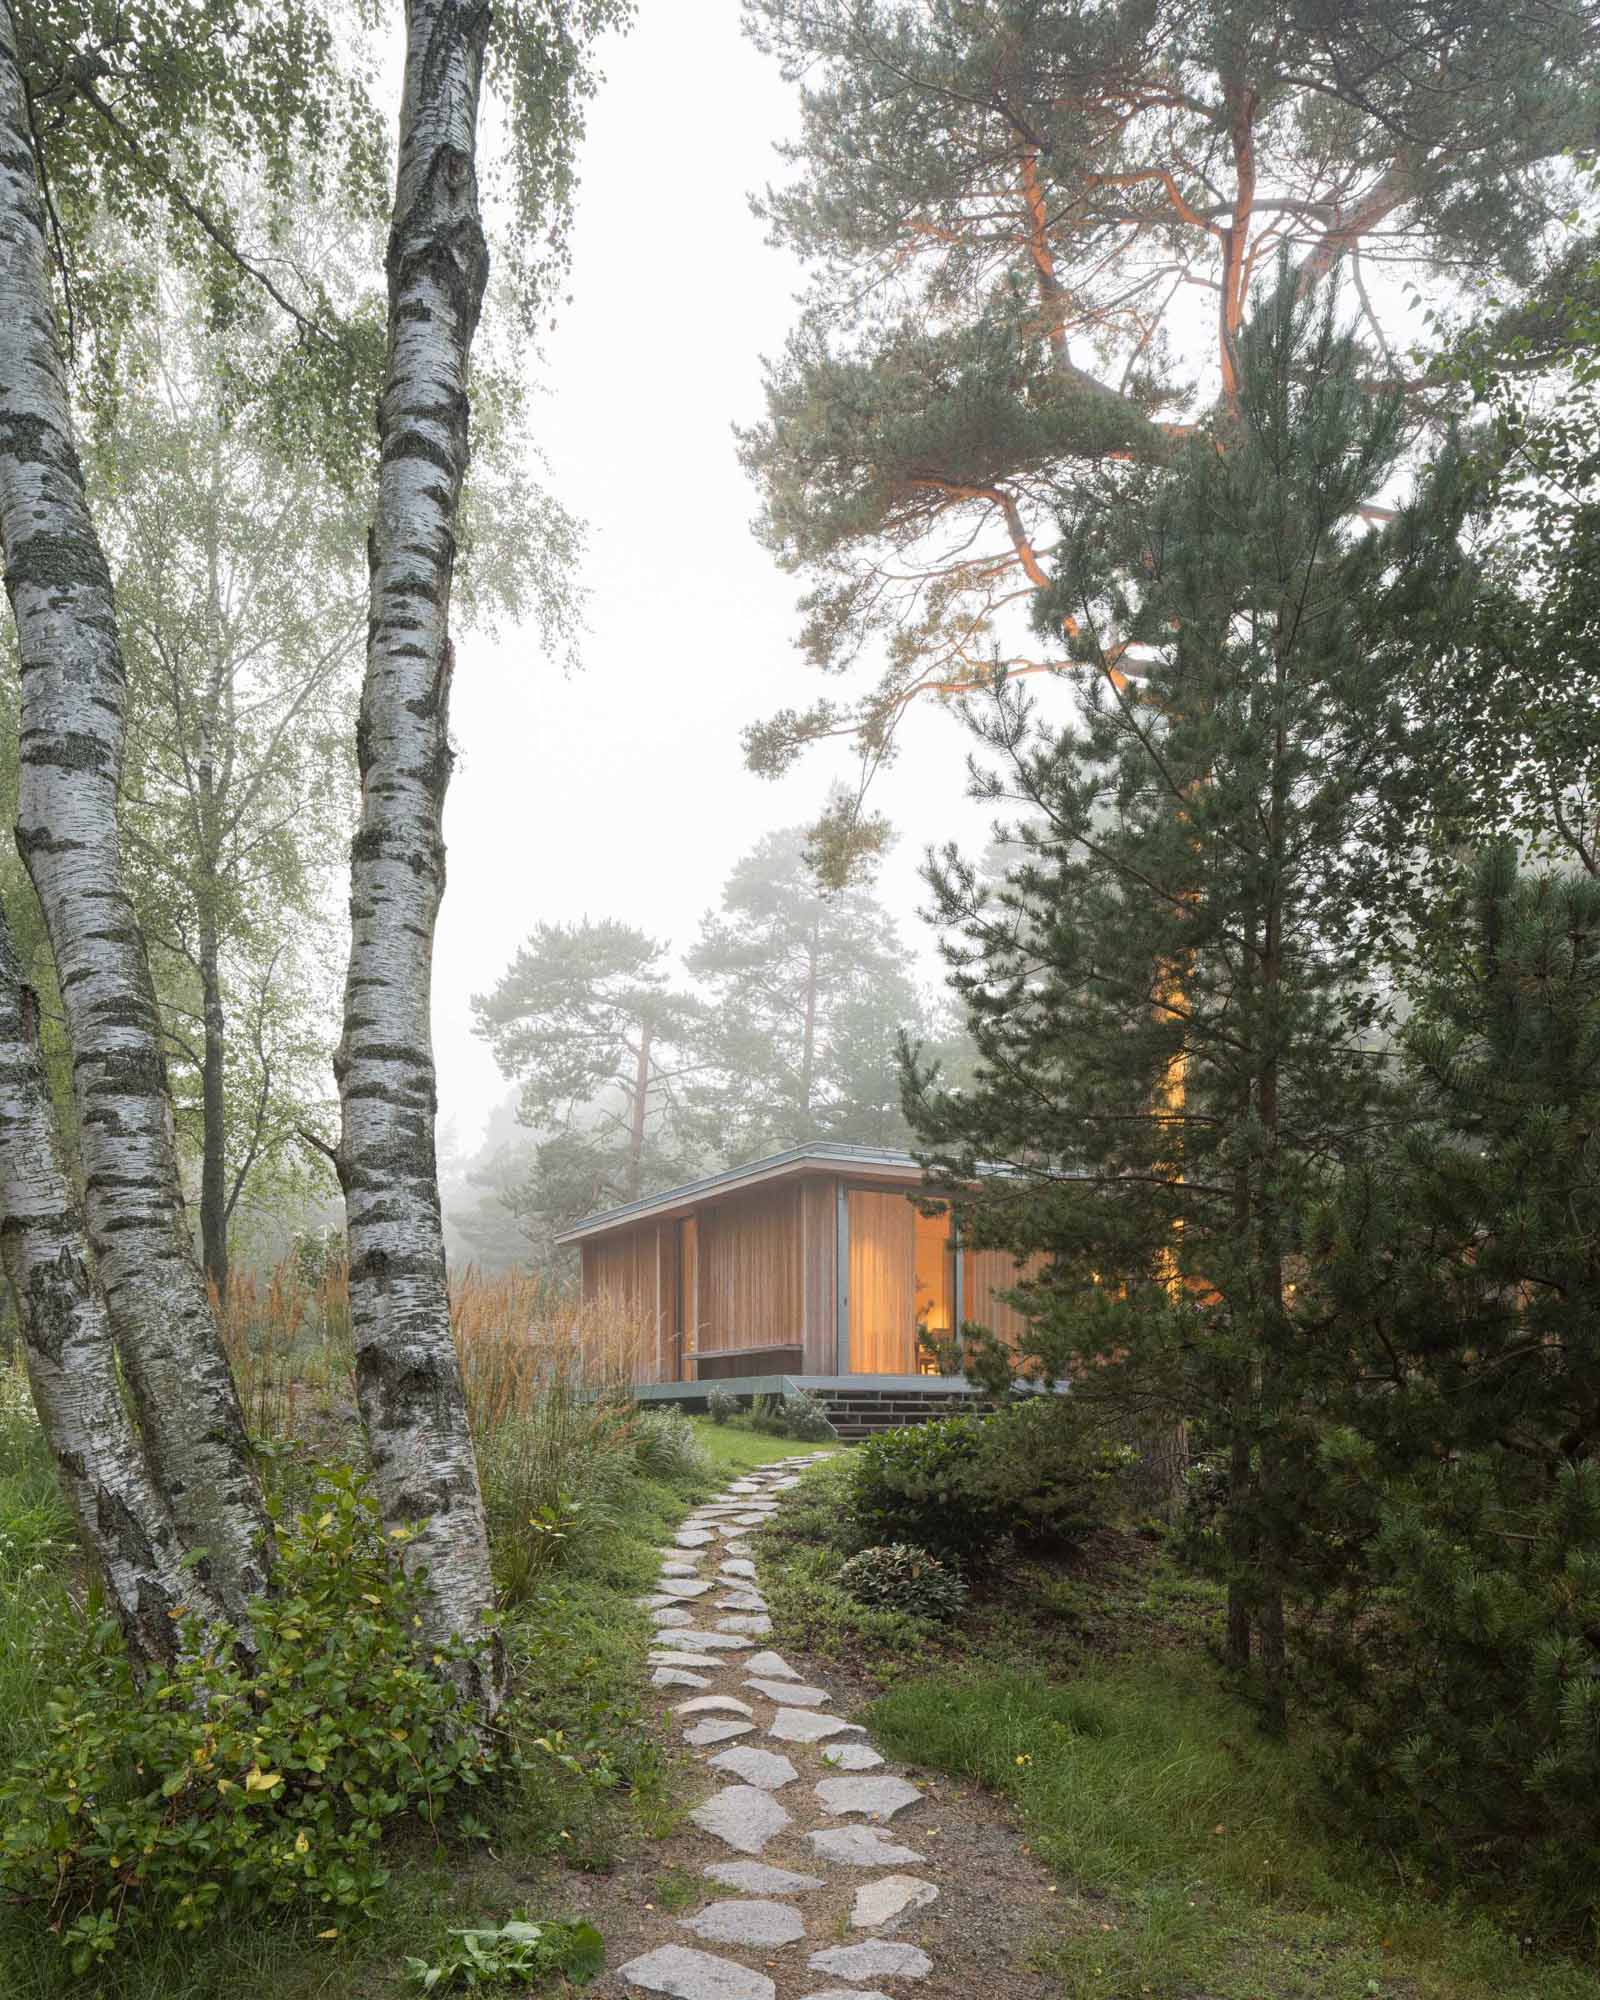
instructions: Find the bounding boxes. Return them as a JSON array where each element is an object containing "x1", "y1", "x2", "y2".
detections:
[
  {"x1": 336, "y1": 0, "x2": 499, "y2": 1705},
  {"x1": 0, "y1": 14, "x2": 268, "y2": 1627},
  {"x1": 0, "y1": 913, "x2": 222, "y2": 1664},
  {"x1": 1225, "y1": 1426, "x2": 1254, "y2": 1671},
  {"x1": 627, "y1": 1020, "x2": 653, "y2": 1195},
  {"x1": 799, "y1": 933, "x2": 818, "y2": 1123}
]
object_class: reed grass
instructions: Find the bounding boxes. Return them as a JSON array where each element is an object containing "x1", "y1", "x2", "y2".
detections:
[
  {"x1": 216, "y1": 1253, "x2": 354, "y2": 1442},
  {"x1": 216, "y1": 1252, "x2": 655, "y2": 1449}
]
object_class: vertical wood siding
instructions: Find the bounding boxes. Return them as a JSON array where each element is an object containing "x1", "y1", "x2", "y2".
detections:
[
  {"x1": 963, "y1": 1247, "x2": 1049, "y2": 1352},
  {"x1": 657, "y1": 1221, "x2": 680, "y2": 1381},
  {"x1": 697, "y1": 1184, "x2": 802, "y2": 1353},
  {"x1": 800, "y1": 1175, "x2": 838, "y2": 1372},
  {"x1": 585, "y1": 1223, "x2": 664, "y2": 1383}
]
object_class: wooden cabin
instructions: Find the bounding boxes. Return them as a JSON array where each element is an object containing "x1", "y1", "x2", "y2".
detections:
[{"x1": 555, "y1": 1143, "x2": 1043, "y2": 1432}]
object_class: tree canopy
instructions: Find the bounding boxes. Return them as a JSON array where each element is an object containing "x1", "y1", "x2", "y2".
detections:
[{"x1": 738, "y1": 0, "x2": 1600, "y2": 834}]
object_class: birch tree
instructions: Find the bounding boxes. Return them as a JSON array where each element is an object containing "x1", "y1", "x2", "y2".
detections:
[
  {"x1": 0, "y1": 3, "x2": 273, "y2": 1630},
  {"x1": 101, "y1": 289, "x2": 363, "y2": 1302},
  {"x1": 0, "y1": 918, "x2": 220, "y2": 1659},
  {"x1": 1, "y1": 0, "x2": 625, "y2": 1678},
  {"x1": 336, "y1": 0, "x2": 629, "y2": 1695}
]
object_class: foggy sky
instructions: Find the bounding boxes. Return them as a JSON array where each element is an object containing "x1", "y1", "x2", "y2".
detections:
[{"x1": 433, "y1": 6, "x2": 992, "y2": 1150}]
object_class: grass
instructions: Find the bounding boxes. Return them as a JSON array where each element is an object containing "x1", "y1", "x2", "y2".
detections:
[
  {"x1": 867, "y1": 1661, "x2": 1600, "y2": 2000},
  {"x1": 754, "y1": 1441, "x2": 1600, "y2": 2000},
  {"x1": 689, "y1": 1418, "x2": 835, "y2": 1476},
  {"x1": 0, "y1": 1377, "x2": 77, "y2": 1777}
]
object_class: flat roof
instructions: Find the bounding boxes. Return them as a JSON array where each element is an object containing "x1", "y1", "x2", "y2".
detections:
[{"x1": 554, "y1": 1142, "x2": 925, "y2": 1244}]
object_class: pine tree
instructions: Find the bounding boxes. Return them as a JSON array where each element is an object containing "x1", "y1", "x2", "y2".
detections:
[
  {"x1": 1303, "y1": 851, "x2": 1600, "y2": 1925},
  {"x1": 739, "y1": 0, "x2": 1597, "y2": 822},
  {"x1": 473, "y1": 919, "x2": 705, "y2": 1215},
  {"x1": 905, "y1": 270, "x2": 1469, "y2": 1713},
  {"x1": 685, "y1": 825, "x2": 934, "y2": 1159}
]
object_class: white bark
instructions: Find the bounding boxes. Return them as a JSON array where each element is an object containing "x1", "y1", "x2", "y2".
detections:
[
  {"x1": 0, "y1": 12, "x2": 269, "y2": 1626},
  {"x1": 0, "y1": 914, "x2": 222, "y2": 1664},
  {"x1": 337, "y1": 0, "x2": 499, "y2": 1704}
]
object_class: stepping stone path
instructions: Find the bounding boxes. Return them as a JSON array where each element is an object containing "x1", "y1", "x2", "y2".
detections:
[{"x1": 616, "y1": 1455, "x2": 944, "y2": 2000}]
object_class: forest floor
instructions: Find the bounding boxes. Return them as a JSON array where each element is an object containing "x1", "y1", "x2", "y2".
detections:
[
  {"x1": 6, "y1": 1404, "x2": 1600, "y2": 2000},
  {"x1": 747, "y1": 1458, "x2": 1600, "y2": 2000}
]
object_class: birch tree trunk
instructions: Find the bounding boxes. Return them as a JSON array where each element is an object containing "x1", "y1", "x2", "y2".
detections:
[
  {"x1": 336, "y1": 0, "x2": 499, "y2": 1705},
  {"x1": 0, "y1": 14, "x2": 269, "y2": 1628},
  {"x1": 0, "y1": 910, "x2": 222, "y2": 1665}
]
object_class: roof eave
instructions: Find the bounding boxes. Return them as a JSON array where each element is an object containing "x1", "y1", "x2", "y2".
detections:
[{"x1": 554, "y1": 1142, "x2": 926, "y2": 1245}]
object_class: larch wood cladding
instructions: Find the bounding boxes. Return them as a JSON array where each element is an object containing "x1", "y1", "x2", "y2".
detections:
[
  {"x1": 656, "y1": 1219, "x2": 681, "y2": 1383},
  {"x1": 696, "y1": 1182, "x2": 802, "y2": 1354},
  {"x1": 582, "y1": 1225, "x2": 666, "y2": 1383},
  {"x1": 963, "y1": 1246, "x2": 1048, "y2": 1352},
  {"x1": 800, "y1": 1175, "x2": 838, "y2": 1372}
]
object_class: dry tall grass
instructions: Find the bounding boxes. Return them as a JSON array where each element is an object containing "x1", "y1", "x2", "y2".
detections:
[
  {"x1": 451, "y1": 1271, "x2": 650, "y2": 1434},
  {"x1": 217, "y1": 1254, "x2": 354, "y2": 1442},
  {"x1": 218, "y1": 1253, "x2": 654, "y2": 1449}
]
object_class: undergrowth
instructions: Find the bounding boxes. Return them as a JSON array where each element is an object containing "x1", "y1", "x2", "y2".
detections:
[
  {"x1": 0, "y1": 1365, "x2": 756, "y2": 2000},
  {"x1": 867, "y1": 1663, "x2": 1600, "y2": 2000},
  {"x1": 753, "y1": 1431, "x2": 1600, "y2": 2000}
]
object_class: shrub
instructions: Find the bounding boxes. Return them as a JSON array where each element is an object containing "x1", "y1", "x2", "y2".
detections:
[
  {"x1": 0, "y1": 1471, "x2": 501, "y2": 1974},
  {"x1": 631, "y1": 1406, "x2": 711, "y2": 1480},
  {"x1": 850, "y1": 1403, "x2": 1131, "y2": 1565},
  {"x1": 1310, "y1": 1449, "x2": 1600, "y2": 1939},
  {"x1": 747, "y1": 1393, "x2": 789, "y2": 1436},
  {"x1": 849, "y1": 1414, "x2": 1000, "y2": 1563},
  {"x1": 778, "y1": 1390, "x2": 835, "y2": 1441},
  {"x1": 706, "y1": 1388, "x2": 739, "y2": 1426},
  {"x1": 970, "y1": 1400, "x2": 1136, "y2": 1551},
  {"x1": 838, "y1": 1543, "x2": 967, "y2": 1622}
]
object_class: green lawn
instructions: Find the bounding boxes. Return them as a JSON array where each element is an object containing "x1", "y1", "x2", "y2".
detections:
[{"x1": 684, "y1": 1415, "x2": 839, "y2": 1476}]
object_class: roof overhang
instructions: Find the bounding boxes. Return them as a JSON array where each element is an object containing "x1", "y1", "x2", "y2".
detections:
[{"x1": 555, "y1": 1143, "x2": 928, "y2": 1245}]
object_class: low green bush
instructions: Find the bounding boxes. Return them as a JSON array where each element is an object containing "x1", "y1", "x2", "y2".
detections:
[
  {"x1": 0, "y1": 1471, "x2": 502, "y2": 1975},
  {"x1": 848, "y1": 1414, "x2": 998, "y2": 1562},
  {"x1": 745, "y1": 1393, "x2": 785, "y2": 1435},
  {"x1": 777, "y1": 1390, "x2": 834, "y2": 1441},
  {"x1": 837, "y1": 1543, "x2": 967, "y2": 1621},
  {"x1": 972, "y1": 1400, "x2": 1137, "y2": 1551},
  {"x1": 405, "y1": 1914, "x2": 604, "y2": 1990},
  {"x1": 849, "y1": 1403, "x2": 1131, "y2": 1565},
  {"x1": 711, "y1": 1390, "x2": 835, "y2": 1442}
]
